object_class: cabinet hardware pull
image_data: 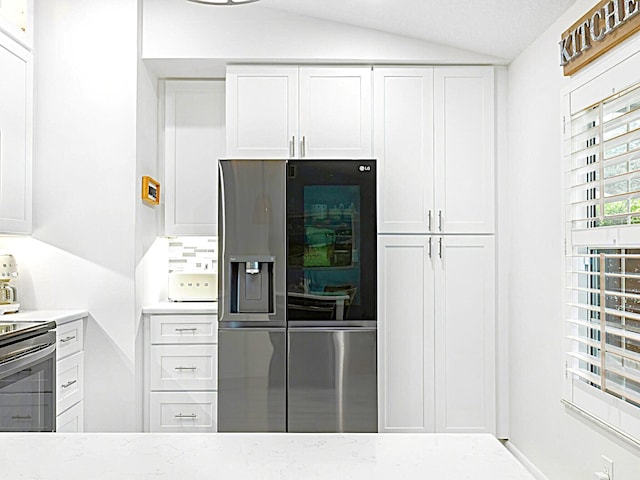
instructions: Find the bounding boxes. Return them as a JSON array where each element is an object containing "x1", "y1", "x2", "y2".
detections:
[
  {"x1": 301, "y1": 136, "x2": 306, "y2": 158},
  {"x1": 290, "y1": 136, "x2": 295, "y2": 157},
  {"x1": 174, "y1": 328, "x2": 198, "y2": 333},
  {"x1": 438, "y1": 210, "x2": 443, "y2": 231},
  {"x1": 438, "y1": 237, "x2": 443, "y2": 259},
  {"x1": 62, "y1": 380, "x2": 77, "y2": 389},
  {"x1": 428, "y1": 237, "x2": 432, "y2": 258},
  {"x1": 428, "y1": 210, "x2": 432, "y2": 231},
  {"x1": 60, "y1": 335, "x2": 76, "y2": 343},
  {"x1": 12, "y1": 415, "x2": 32, "y2": 420},
  {"x1": 174, "y1": 366, "x2": 197, "y2": 371},
  {"x1": 174, "y1": 413, "x2": 197, "y2": 419}
]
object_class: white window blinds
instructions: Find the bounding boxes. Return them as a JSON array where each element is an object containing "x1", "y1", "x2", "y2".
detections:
[
  {"x1": 567, "y1": 81, "x2": 640, "y2": 419},
  {"x1": 569, "y1": 83, "x2": 640, "y2": 229},
  {"x1": 567, "y1": 249, "x2": 640, "y2": 407}
]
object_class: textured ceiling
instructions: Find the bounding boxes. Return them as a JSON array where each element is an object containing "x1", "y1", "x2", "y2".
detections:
[{"x1": 260, "y1": 0, "x2": 577, "y2": 61}]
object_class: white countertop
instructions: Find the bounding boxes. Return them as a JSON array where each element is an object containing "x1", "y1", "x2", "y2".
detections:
[
  {"x1": 143, "y1": 301, "x2": 217, "y2": 315},
  {"x1": 0, "y1": 309, "x2": 88, "y2": 325},
  {"x1": 1, "y1": 433, "x2": 535, "y2": 480}
]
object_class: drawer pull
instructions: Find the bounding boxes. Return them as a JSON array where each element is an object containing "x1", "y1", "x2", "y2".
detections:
[
  {"x1": 174, "y1": 366, "x2": 197, "y2": 371},
  {"x1": 60, "y1": 335, "x2": 76, "y2": 343},
  {"x1": 174, "y1": 328, "x2": 198, "y2": 333},
  {"x1": 12, "y1": 415, "x2": 32, "y2": 421},
  {"x1": 175, "y1": 413, "x2": 197, "y2": 419},
  {"x1": 62, "y1": 380, "x2": 77, "y2": 389}
]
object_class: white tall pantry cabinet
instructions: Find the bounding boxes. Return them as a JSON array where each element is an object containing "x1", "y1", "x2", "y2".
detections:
[{"x1": 375, "y1": 67, "x2": 496, "y2": 433}]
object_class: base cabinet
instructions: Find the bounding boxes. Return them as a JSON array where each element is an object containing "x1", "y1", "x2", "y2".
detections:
[
  {"x1": 378, "y1": 235, "x2": 495, "y2": 433},
  {"x1": 144, "y1": 313, "x2": 218, "y2": 432},
  {"x1": 55, "y1": 318, "x2": 86, "y2": 432}
]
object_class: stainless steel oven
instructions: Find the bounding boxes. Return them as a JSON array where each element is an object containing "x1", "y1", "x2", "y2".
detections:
[{"x1": 0, "y1": 321, "x2": 56, "y2": 432}]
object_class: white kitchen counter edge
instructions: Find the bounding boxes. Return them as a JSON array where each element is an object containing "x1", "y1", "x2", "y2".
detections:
[
  {"x1": 0, "y1": 433, "x2": 536, "y2": 480},
  {"x1": 143, "y1": 301, "x2": 217, "y2": 315},
  {"x1": 3, "y1": 309, "x2": 88, "y2": 325}
]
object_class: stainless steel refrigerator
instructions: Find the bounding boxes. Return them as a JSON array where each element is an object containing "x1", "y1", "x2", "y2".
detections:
[{"x1": 218, "y1": 159, "x2": 377, "y2": 433}]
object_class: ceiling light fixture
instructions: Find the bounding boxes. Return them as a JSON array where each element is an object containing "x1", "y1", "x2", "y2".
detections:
[{"x1": 186, "y1": 0, "x2": 262, "y2": 5}]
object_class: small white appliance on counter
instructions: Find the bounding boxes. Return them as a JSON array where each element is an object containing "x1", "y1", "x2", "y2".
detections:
[
  {"x1": 168, "y1": 272, "x2": 217, "y2": 301},
  {"x1": 0, "y1": 252, "x2": 19, "y2": 314}
]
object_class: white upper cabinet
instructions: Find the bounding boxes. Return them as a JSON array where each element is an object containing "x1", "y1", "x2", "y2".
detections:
[
  {"x1": 225, "y1": 66, "x2": 298, "y2": 159},
  {"x1": 374, "y1": 66, "x2": 494, "y2": 235},
  {"x1": 374, "y1": 68, "x2": 434, "y2": 234},
  {"x1": 0, "y1": 33, "x2": 31, "y2": 234},
  {"x1": 164, "y1": 80, "x2": 225, "y2": 236},
  {"x1": 298, "y1": 67, "x2": 372, "y2": 158},
  {"x1": 434, "y1": 66, "x2": 495, "y2": 234},
  {"x1": 226, "y1": 65, "x2": 372, "y2": 159}
]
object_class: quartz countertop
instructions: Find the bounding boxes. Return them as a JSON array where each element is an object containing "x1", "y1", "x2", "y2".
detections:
[
  {"x1": 0, "y1": 433, "x2": 535, "y2": 480},
  {"x1": 0, "y1": 309, "x2": 88, "y2": 325},
  {"x1": 142, "y1": 301, "x2": 217, "y2": 315}
]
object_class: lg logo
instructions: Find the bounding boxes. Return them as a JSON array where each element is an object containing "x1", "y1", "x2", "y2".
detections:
[{"x1": 359, "y1": 165, "x2": 371, "y2": 172}]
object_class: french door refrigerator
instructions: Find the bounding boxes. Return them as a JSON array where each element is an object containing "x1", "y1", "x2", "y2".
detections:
[{"x1": 218, "y1": 159, "x2": 377, "y2": 433}]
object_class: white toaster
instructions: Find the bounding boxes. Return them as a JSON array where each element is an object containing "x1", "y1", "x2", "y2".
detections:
[{"x1": 168, "y1": 272, "x2": 217, "y2": 301}]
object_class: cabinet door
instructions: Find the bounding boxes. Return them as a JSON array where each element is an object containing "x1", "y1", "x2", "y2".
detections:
[
  {"x1": 374, "y1": 68, "x2": 434, "y2": 233},
  {"x1": 434, "y1": 67, "x2": 494, "y2": 234},
  {"x1": 0, "y1": 37, "x2": 31, "y2": 234},
  {"x1": 299, "y1": 67, "x2": 372, "y2": 158},
  {"x1": 378, "y1": 235, "x2": 435, "y2": 432},
  {"x1": 164, "y1": 80, "x2": 224, "y2": 235},
  {"x1": 226, "y1": 66, "x2": 298, "y2": 158},
  {"x1": 434, "y1": 235, "x2": 495, "y2": 433}
]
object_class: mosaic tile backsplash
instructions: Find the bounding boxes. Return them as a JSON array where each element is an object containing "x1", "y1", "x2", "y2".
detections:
[{"x1": 168, "y1": 236, "x2": 218, "y2": 274}]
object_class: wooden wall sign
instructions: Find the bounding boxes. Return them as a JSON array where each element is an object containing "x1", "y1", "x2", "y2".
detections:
[{"x1": 560, "y1": 0, "x2": 640, "y2": 76}]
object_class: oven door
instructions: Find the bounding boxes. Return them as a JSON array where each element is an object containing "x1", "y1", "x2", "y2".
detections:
[{"x1": 0, "y1": 333, "x2": 56, "y2": 432}]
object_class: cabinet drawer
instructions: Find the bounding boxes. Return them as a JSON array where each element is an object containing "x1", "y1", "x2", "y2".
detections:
[
  {"x1": 56, "y1": 401, "x2": 84, "y2": 433},
  {"x1": 150, "y1": 315, "x2": 217, "y2": 344},
  {"x1": 150, "y1": 345, "x2": 217, "y2": 391},
  {"x1": 57, "y1": 352, "x2": 84, "y2": 414},
  {"x1": 56, "y1": 319, "x2": 84, "y2": 360},
  {"x1": 149, "y1": 392, "x2": 217, "y2": 432}
]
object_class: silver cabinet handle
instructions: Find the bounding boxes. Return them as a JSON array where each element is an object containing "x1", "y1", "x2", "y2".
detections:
[
  {"x1": 174, "y1": 413, "x2": 197, "y2": 419},
  {"x1": 428, "y1": 210, "x2": 432, "y2": 231},
  {"x1": 428, "y1": 237, "x2": 432, "y2": 259},
  {"x1": 438, "y1": 237, "x2": 443, "y2": 259},
  {"x1": 300, "y1": 136, "x2": 306, "y2": 158},
  {"x1": 289, "y1": 136, "x2": 295, "y2": 157},
  {"x1": 174, "y1": 327, "x2": 197, "y2": 333},
  {"x1": 60, "y1": 335, "x2": 76, "y2": 343},
  {"x1": 62, "y1": 380, "x2": 77, "y2": 389},
  {"x1": 438, "y1": 210, "x2": 443, "y2": 231},
  {"x1": 174, "y1": 366, "x2": 197, "y2": 371}
]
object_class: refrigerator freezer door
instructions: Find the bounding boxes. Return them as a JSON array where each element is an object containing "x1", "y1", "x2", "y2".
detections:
[
  {"x1": 287, "y1": 327, "x2": 377, "y2": 432},
  {"x1": 218, "y1": 328, "x2": 286, "y2": 432}
]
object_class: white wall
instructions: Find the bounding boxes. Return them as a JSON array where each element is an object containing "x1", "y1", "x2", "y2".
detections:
[
  {"x1": 141, "y1": 0, "x2": 503, "y2": 77},
  {"x1": 0, "y1": 0, "x2": 139, "y2": 432},
  {"x1": 508, "y1": 0, "x2": 640, "y2": 478}
]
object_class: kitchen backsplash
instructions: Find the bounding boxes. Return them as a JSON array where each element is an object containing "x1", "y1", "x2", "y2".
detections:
[{"x1": 168, "y1": 237, "x2": 217, "y2": 274}]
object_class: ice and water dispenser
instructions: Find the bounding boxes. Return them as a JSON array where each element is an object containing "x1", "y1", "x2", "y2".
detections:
[{"x1": 229, "y1": 256, "x2": 275, "y2": 314}]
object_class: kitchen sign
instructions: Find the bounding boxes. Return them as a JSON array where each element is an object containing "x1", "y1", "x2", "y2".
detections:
[{"x1": 560, "y1": 0, "x2": 640, "y2": 75}]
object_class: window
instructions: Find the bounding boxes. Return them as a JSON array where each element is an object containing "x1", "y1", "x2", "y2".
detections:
[{"x1": 566, "y1": 81, "x2": 640, "y2": 441}]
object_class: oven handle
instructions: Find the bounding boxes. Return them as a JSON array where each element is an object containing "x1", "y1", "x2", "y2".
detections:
[{"x1": 0, "y1": 343, "x2": 56, "y2": 376}]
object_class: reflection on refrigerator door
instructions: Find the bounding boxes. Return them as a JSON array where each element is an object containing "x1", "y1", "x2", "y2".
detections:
[
  {"x1": 287, "y1": 328, "x2": 377, "y2": 432},
  {"x1": 218, "y1": 328, "x2": 286, "y2": 432}
]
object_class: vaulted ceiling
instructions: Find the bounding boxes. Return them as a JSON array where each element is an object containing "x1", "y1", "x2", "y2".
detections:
[{"x1": 261, "y1": 0, "x2": 577, "y2": 61}]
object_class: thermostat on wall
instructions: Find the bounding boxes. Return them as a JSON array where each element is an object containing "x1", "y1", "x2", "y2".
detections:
[{"x1": 142, "y1": 176, "x2": 160, "y2": 206}]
